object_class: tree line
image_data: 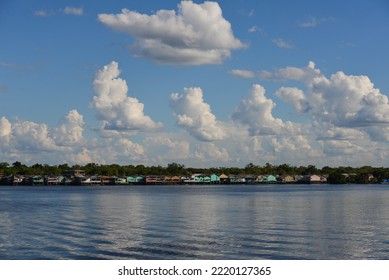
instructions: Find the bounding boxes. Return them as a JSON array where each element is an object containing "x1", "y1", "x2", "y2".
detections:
[{"x1": 1, "y1": 161, "x2": 389, "y2": 184}]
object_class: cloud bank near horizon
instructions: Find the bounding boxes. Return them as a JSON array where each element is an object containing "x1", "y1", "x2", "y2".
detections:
[{"x1": 1, "y1": 61, "x2": 389, "y2": 167}]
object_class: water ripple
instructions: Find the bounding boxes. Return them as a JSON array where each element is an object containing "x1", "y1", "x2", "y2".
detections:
[{"x1": 1, "y1": 185, "x2": 389, "y2": 259}]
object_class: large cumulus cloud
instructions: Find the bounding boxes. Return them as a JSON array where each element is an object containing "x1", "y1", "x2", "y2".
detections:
[
  {"x1": 232, "y1": 84, "x2": 298, "y2": 136},
  {"x1": 53, "y1": 110, "x2": 85, "y2": 146},
  {"x1": 274, "y1": 62, "x2": 389, "y2": 141},
  {"x1": 98, "y1": 1, "x2": 244, "y2": 65},
  {"x1": 170, "y1": 87, "x2": 225, "y2": 141},
  {"x1": 92, "y1": 61, "x2": 163, "y2": 131}
]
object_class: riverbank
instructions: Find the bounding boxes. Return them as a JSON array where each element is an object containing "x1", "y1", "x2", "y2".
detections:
[
  {"x1": 0, "y1": 172, "x2": 380, "y2": 186},
  {"x1": 1, "y1": 162, "x2": 387, "y2": 185}
]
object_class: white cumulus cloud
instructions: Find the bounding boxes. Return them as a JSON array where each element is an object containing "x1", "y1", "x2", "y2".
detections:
[
  {"x1": 144, "y1": 135, "x2": 191, "y2": 164},
  {"x1": 320, "y1": 140, "x2": 367, "y2": 156},
  {"x1": 307, "y1": 71, "x2": 389, "y2": 136},
  {"x1": 193, "y1": 142, "x2": 229, "y2": 162},
  {"x1": 232, "y1": 84, "x2": 298, "y2": 136},
  {"x1": 170, "y1": 87, "x2": 225, "y2": 141},
  {"x1": 275, "y1": 87, "x2": 308, "y2": 114},
  {"x1": 12, "y1": 120, "x2": 64, "y2": 153},
  {"x1": 0, "y1": 117, "x2": 11, "y2": 138},
  {"x1": 0, "y1": 111, "x2": 89, "y2": 163},
  {"x1": 92, "y1": 61, "x2": 163, "y2": 131},
  {"x1": 53, "y1": 110, "x2": 85, "y2": 146},
  {"x1": 271, "y1": 62, "x2": 389, "y2": 143},
  {"x1": 98, "y1": 1, "x2": 244, "y2": 65}
]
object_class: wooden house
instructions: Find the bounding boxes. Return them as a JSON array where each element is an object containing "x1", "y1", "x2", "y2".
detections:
[
  {"x1": 145, "y1": 176, "x2": 163, "y2": 184},
  {"x1": 277, "y1": 175, "x2": 295, "y2": 184},
  {"x1": 45, "y1": 176, "x2": 61, "y2": 185},
  {"x1": 219, "y1": 173, "x2": 229, "y2": 184},
  {"x1": 99, "y1": 176, "x2": 110, "y2": 185},
  {"x1": 301, "y1": 175, "x2": 321, "y2": 184},
  {"x1": 170, "y1": 176, "x2": 181, "y2": 184},
  {"x1": 228, "y1": 175, "x2": 246, "y2": 184},
  {"x1": 0, "y1": 175, "x2": 23, "y2": 186}
]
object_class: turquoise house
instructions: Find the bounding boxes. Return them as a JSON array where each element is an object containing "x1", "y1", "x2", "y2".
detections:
[
  {"x1": 210, "y1": 174, "x2": 220, "y2": 184},
  {"x1": 126, "y1": 176, "x2": 145, "y2": 184},
  {"x1": 192, "y1": 174, "x2": 211, "y2": 184},
  {"x1": 202, "y1": 176, "x2": 211, "y2": 183},
  {"x1": 26, "y1": 175, "x2": 44, "y2": 186},
  {"x1": 258, "y1": 175, "x2": 277, "y2": 183},
  {"x1": 127, "y1": 176, "x2": 137, "y2": 184}
]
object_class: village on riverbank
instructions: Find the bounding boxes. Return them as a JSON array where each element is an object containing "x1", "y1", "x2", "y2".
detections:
[
  {"x1": 1, "y1": 170, "x2": 330, "y2": 186},
  {"x1": 1, "y1": 161, "x2": 388, "y2": 186}
]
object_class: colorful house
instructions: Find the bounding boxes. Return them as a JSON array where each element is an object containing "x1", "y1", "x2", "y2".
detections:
[
  {"x1": 277, "y1": 175, "x2": 295, "y2": 184},
  {"x1": 228, "y1": 175, "x2": 246, "y2": 184},
  {"x1": 145, "y1": 176, "x2": 163, "y2": 184},
  {"x1": 25, "y1": 175, "x2": 44, "y2": 186},
  {"x1": 210, "y1": 174, "x2": 220, "y2": 184},
  {"x1": 257, "y1": 175, "x2": 277, "y2": 184},
  {"x1": 219, "y1": 173, "x2": 229, "y2": 184},
  {"x1": 111, "y1": 177, "x2": 127, "y2": 185},
  {"x1": 126, "y1": 176, "x2": 137, "y2": 184},
  {"x1": 301, "y1": 175, "x2": 322, "y2": 184}
]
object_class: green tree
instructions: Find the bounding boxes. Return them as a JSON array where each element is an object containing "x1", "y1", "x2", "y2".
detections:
[
  {"x1": 328, "y1": 171, "x2": 347, "y2": 184},
  {"x1": 165, "y1": 163, "x2": 185, "y2": 175}
]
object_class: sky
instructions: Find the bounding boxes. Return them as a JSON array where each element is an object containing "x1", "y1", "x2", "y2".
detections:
[{"x1": 1, "y1": 0, "x2": 389, "y2": 168}]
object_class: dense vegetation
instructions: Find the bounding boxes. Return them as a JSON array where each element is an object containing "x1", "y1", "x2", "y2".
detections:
[{"x1": 1, "y1": 161, "x2": 389, "y2": 184}]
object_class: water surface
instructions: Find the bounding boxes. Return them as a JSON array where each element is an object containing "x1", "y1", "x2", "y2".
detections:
[{"x1": 1, "y1": 184, "x2": 389, "y2": 259}]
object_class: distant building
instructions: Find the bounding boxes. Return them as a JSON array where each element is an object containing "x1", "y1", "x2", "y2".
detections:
[{"x1": 62, "y1": 170, "x2": 86, "y2": 178}]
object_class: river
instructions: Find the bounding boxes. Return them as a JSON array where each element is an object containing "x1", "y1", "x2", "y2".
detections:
[{"x1": 1, "y1": 184, "x2": 388, "y2": 259}]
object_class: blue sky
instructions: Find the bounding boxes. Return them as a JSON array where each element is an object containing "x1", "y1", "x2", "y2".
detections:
[{"x1": 1, "y1": 0, "x2": 389, "y2": 168}]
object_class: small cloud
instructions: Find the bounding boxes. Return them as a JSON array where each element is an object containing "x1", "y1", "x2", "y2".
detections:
[
  {"x1": 248, "y1": 26, "x2": 257, "y2": 32},
  {"x1": 259, "y1": 70, "x2": 274, "y2": 80},
  {"x1": 34, "y1": 7, "x2": 84, "y2": 17},
  {"x1": 273, "y1": 38, "x2": 294, "y2": 49},
  {"x1": 34, "y1": 9, "x2": 53, "y2": 17},
  {"x1": 340, "y1": 40, "x2": 356, "y2": 48},
  {"x1": 298, "y1": 16, "x2": 335, "y2": 28},
  {"x1": 298, "y1": 17, "x2": 320, "y2": 28},
  {"x1": 229, "y1": 69, "x2": 255, "y2": 79},
  {"x1": 248, "y1": 25, "x2": 264, "y2": 34},
  {"x1": 63, "y1": 7, "x2": 83, "y2": 16},
  {"x1": 238, "y1": 9, "x2": 255, "y2": 17},
  {"x1": 0, "y1": 61, "x2": 37, "y2": 72}
]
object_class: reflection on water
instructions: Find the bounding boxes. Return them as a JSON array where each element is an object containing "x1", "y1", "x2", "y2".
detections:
[{"x1": 1, "y1": 185, "x2": 389, "y2": 259}]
